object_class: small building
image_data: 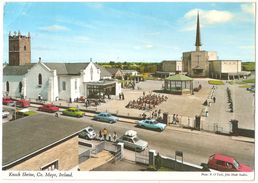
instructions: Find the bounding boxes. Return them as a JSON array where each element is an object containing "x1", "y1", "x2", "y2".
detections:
[
  {"x1": 122, "y1": 70, "x2": 138, "y2": 76},
  {"x1": 2, "y1": 114, "x2": 88, "y2": 171},
  {"x1": 156, "y1": 60, "x2": 182, "y2": 78},
  {"x1": 106, "y1": 68, "x2": 124, "y2": 79},
  {"x1": 164, "y1": 74, "x2": 193, "y2": 95}
]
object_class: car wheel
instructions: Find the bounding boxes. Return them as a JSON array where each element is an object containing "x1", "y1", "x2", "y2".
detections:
[{"x1": 158, "y1": 128, "x2": 163, "y2": 132}]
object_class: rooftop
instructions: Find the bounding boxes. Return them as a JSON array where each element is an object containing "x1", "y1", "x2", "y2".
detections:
[
  {"x1": 2, "y1": 114, "x2": 88, "y2": 168},
  {"x1": 165, "y1": 74, "x2": 193, "y2": 81}
]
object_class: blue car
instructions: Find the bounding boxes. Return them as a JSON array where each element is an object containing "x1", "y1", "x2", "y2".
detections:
[
  {"x1": 93, "y1": 112, "x2": 118, "y2": 123},
  {"x1": 137, "y1": 119, "x2": 166, "y2": 131}
]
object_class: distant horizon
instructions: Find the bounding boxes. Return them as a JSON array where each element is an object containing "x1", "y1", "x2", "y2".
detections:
[{"x1": 3, "y1": 2, "x2": 255, "y2": 63}]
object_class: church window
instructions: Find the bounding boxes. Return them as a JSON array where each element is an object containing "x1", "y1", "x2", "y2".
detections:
[
  {"x1": 6, "y1": 81, "x2": 9, "y2": 92},
  {"x1": 90, "y1": 66, "x2": 94, "y2": 80},
  {"x1": 75, "y1": 80, "x2": 77, "y2": 90},
  {"x1": 19, "y1": 82, "x2": 22, "y2": 93},
  {"x1": 38, "y1": 74, "x2": 42, "y2": 85},
  {"x1": 62, "y1": 81, "x2": 66, "y2": 91}
]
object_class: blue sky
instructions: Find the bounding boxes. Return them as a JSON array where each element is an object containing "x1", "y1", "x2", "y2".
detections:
[{"x1": 3, "y1": 2, "x2": 255, "y2": 63}]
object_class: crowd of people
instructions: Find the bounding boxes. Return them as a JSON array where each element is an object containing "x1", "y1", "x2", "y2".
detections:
[
  {"x1": 97, "y1": 128, "x2": 118, "y2": 142},
  {"x1": 125, "y1": 92, "x2": 168, "y2": 110}
]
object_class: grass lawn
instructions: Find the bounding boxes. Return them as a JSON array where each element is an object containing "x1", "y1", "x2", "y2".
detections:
[
  {"x1": 208, "y1": 80, "x2": 224, "y2": 85},
  {"x1": 239, "y1": 85, "x2": 252, "y2": 88},
  {"x1": 24, "y1": 111, "x2": 37, "y2": 116},
  {"x1": 236, "y1": 79, "x2": 255, "y2": 84}
]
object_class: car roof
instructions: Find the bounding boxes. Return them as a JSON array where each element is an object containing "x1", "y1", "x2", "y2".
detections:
[
  {"x1": 68, "y1": 107, "x2": 77, "y2": 110},
  {"x1": 212, "y1": 154, "x2": 235, "y2": 163}
]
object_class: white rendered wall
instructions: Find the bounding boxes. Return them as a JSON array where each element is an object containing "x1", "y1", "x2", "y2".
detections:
[
  {"x1": 25, "y1": 63, "x2": 53, "y2": 101},
  {"x1": 115, "y1": 82, "x2": 122, "y2": 96},
  {"x1": 70, "y1": 76, "x2": 81, "y2": 101},
  {"x1": 82, "y1": 62, "x2": 100, "y2": 82},
  {"x1": 58, "y1": 76, "x2": 71, "y2": 101},
  {"x1": 3, "y1": 75, "x2": 24, "y2": 97},
  {"x1": 221, "y1": 61, "x2": 241, "y2": 73}
]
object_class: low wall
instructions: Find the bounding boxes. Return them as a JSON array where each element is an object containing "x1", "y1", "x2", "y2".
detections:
[{"x1": 149, "y1": 150, "x2": 204, "y2": 171}]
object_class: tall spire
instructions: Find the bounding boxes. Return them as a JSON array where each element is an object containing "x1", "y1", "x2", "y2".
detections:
[{"x1": 195, "y1": 11, "x2": 202, "y2": 51}]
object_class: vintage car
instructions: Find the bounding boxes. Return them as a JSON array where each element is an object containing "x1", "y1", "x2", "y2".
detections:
[
  {"x1": 137, "y1": 119, "x2": 166, "y2": 131},
  {"x1": 62, "y1": 107, "x2": 84, "y2": 118},
  {"x1": 207, "y1": 154, "x2": 253, "y2": 172},
  {"x1": 93, "y1": 112, "x2": 118, "y2": 123},
  {"x1": 38, "y1": 104, "x2": 59, "y2": 113},
  {"x1": 117, "y1": 130, "x2": 148, "y2": 152},
  {"x1": 16, "y1": 99, "x2": 30, "y2": 108},
  {"x1": 2, "y1": 110, "x2": 10, "y2": 118},
  {"x1": 79, "y1": 126, "x2": 97, "y2": 140}
]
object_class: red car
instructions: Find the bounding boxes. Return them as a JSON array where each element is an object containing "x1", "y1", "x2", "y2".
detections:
[
  {"x1": 16, "y1": 99, "x2": 30, "y2": 108},
  {"x1": 208, "y1": 154, "x2": 252, "y2": 172},
  {"x1": 2, "y1": 98, "x2": 15, "y2": 106},
  {"x1": 38, "y1": 104, "x2": 59, "y2": 113}
]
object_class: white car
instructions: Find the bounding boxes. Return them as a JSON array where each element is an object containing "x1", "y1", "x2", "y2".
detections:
[
  {"x1": 2, "y1": 110, "x2": 10, "y2": 118},
  {"x1": 79, "y1": 126, "x2": 97, "y2": 140},
  {"x1": 117, "y1": 130, "x2": 148, "y2": 151}
]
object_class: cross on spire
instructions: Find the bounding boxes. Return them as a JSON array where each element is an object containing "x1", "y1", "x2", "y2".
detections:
[{"x1": 195, "y1": 11, "x2": 202, "y2": 51}]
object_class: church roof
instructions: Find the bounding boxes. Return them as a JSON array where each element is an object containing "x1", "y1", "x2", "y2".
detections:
[
  {"x1": 44, "y1": 63, "x2": 89, "y2": 75},
  {"x1": 165, "y1": 74, "x2": 193, "y2": 81},
  {"x1": 106, "y1": 68, "x2": 121, "y2": 75},
  {"x1": 3, "y1": 64, "x2": 36, "y2": 75},
  {"x1": 95, "y1": 64, "x2": 112, "y2": 78}
]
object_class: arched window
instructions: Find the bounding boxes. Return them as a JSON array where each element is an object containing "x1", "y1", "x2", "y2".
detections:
[
  {"x1": 19, "y1": 82, "x2": 22, "y2": 93},
  {"x1": 38, "y1": 74, "x2": 42, "y2": 85},
  {"x1": 6, "y1": 81, "x2": 9, "y2": 92},
  {"x1": 24, "y1": 46, "x2": 26, "y2": 51}
]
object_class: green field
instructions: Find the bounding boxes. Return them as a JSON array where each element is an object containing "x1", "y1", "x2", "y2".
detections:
[{"x1": 242, "y1": 62, "x2": 255, "y2": 71}]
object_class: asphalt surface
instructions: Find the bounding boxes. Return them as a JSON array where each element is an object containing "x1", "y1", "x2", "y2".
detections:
[{"x1": 3, "y1": 105, "x2": 255, "y2": 170}]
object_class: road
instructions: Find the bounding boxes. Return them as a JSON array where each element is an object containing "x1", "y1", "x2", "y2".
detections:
[{"x1": 3, "y1": 105, "x2": 255, "y2": 169}]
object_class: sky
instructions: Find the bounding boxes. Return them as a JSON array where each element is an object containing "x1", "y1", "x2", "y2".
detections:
[{"x1": 3, "y1": 2, "x2": 256, "y2": 63}]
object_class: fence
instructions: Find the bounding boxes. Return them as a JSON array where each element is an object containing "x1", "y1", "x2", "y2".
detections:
[
  {"x1": 201, "y1": 122, "x2": 232, "y2": 134},
  {"x1": 135, "y1": 148, "x2": 149, "y2": 165}
]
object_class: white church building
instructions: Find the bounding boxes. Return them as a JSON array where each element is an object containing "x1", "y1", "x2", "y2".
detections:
[
  {"x1": 3, "y1": 59, "x2": 121, "y2": 102},
  {"x1": 3, "y1": 31, "x2": 121, "y2": 102}
]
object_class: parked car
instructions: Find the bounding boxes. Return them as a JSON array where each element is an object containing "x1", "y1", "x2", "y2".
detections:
[
  {"x1": 79, "y1": 126, "x2": 97, "y2": 140},
  {"x1": 137, "y1": 119, "x2": 166, "y2": 131},
  {"x1": 207, "y1": 154, "x2": 253, "y2": 172},
  {"x1": 2, "y1": 110, "x2": 10, "y2": 118},
  {"x1": 117, "y1": 130, "x2": 148, "y2": 152},
  {"x1": 93, "y1": 112, "x2": 118, "y2": 123},
  {"x1": 2, "y1": 98, "x2": 15, "y2": 106},
  {"x1": 16, "y1": 99, "x2": 30, "y2": 108},
  {"x1": 247, "y1": 85, "x2": 255, "y2": 93},
  {"x1": 62, "y1": 107, "x2": 84, "y2": 118},
  {"x1": 38, "y1": 104, "x2": 59, "y2": 113}
]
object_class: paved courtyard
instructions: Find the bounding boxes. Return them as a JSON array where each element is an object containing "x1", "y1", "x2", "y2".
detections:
[{"x1": 96, "y1": 79, "x2": 211, "y2": 118}]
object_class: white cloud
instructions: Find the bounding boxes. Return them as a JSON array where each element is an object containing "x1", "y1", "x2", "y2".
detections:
[
  {"x1": 239, "y1": 45, "x2": 255, "y2": 49},
  {"x1": 133, "y1": 44, "x2": 154, "y2": 50},
  {"x1": 241, "y1": 4, "x2": 255, "y2": 16},
  {"x1": 73, "y1": 36, "x2": 91, "y2": 43},
  {"x1": 184, "y1": 9, "x2": 234, "y2": 25},
  {"x1": 39, "y1": 25, "x2": 69, "y2": 32}
]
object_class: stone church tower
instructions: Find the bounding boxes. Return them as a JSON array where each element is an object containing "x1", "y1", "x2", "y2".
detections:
[{"x1": 9, "y1": 31, "x2": 31, "y2": 66}]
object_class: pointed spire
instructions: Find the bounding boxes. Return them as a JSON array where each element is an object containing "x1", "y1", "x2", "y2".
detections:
[{"x1": 195, "y1": 11, "x2": 202, "y2": 51}]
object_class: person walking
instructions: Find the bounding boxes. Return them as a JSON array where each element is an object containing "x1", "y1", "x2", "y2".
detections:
[
  {"x1": 103, "y1": 128, "x2": 108, "y2": 140},
  {"x1": 213, "y1": 97, "x2": 216, "y2": 103},
  {"x1": 113, "y1": 132, "x2": 117, "y2": 142},
  {"x1": 99, "y1": 130, "x2": 103, "y2": 140}
]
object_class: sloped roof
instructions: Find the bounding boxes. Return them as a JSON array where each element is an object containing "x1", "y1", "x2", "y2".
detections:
[
  {"x1": 95, "y1": 64, "x2": 112, "y2": 78},
  {"x1": 106, "y1": 68, "x2": 121, "y2": 75},
  {"x1": 3, "y1": 114, "x2": 88, "y2": 168},
  {"x1": 165, "y1": 74, "x2": 193, "y2": 81},
  {"x1": 3, "y1": 64, "x2": 36, "y2": 75},
  {"x1": 44, "y1": 63, "x2": 89, "y2": 75}
]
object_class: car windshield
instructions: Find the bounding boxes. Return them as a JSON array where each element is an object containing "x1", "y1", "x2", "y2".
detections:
[
  {"x1": 233, "y1": 160, "x2": 240, "y2": 169},
  {"x1": 133, "y1": 137, "x2": 140, "y2": 142}
]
